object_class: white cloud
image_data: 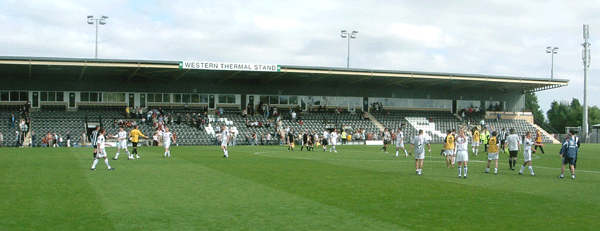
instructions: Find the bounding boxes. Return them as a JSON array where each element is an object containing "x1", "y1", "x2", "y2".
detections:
[{"x1": 388, "y1": 23, "x2": 455, "y2": 48}]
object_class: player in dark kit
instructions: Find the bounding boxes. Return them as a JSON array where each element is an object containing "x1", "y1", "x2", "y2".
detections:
[
  {"x1": 309, "y1": 130, "x2": 316, "y2": 151},
  {"x1": 287, "y1": 129, "x2": 295, "y2": 151},
  {"x1": 301, "y1": 130, "x2": 309, "y2": 151}
]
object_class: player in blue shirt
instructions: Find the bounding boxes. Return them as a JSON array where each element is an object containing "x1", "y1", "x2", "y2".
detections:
[{"x1": 558, "y1": 130, "x2": 580, "y2": 179}]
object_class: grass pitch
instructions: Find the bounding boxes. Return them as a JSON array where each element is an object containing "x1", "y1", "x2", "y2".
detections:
[{"x1": 0, "y1": 143, "x2": 598, "y2": 230}]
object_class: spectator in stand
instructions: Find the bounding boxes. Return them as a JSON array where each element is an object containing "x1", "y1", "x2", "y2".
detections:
[
  {"x1": 298, "y1": 120, "x2": 304, "y2": 126},
  {"x1": 9, "y1": 114, "x2": 15, "y2": 128},
  {"x1": 219, "y1": 107, "x2": 224, "y2": 117},
  {"x1": 66, "y1": 131, "x2": 71, "y2": 147},
  {"x1": 30, "y1": 131, "x2": 36, "y2": 147},
  {"x1": 138, "y1": 107, "x2": 144, "y2": 119},
  {"x1": 367, "y1": 132, "x2": 374, "y2": 141},
  {"x1": 242, "y1": 108, "x2": 247, "y2": 119},
  {"x1": 0, "y1": 132, "x2": 3, "y2": 147},
  {"x1": 292, "y1": 111, "x2": 297, "y2": 122},
  {"x1": 125, "y1": 107, "x2": 131, "y2": 118},
  {"x1": 15, "y1": 131, "x2": 21, "y2": 148},
  {"x1": 42, "y1": 135, "x2": 48, "y2": 147},
  {"x1": 81, "y1": 132, "x2": 87, "y2": 146},
  {"x1": 251, "y1": 132, "x2": 258, "y2": 146},
  {"x1": 147, "y1": 109, "x2": 153, "y2": 122}
]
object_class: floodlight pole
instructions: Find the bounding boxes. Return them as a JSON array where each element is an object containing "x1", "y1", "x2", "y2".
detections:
[
  {"x1": 547, "y1": 47, "x2": 558, "y2": 79},
  {"x1": 87, "y1": 15, "x2": 108, "y2": 59},
  {"x1": 582, "y1": 25, "x2": 591, "y2": 141},
  {"x1": 341, "y1": 30, "x2": 358, "y2": 68}
]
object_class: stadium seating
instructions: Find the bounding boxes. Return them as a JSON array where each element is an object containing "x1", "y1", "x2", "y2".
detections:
[{"x1": 1, "y1": 105, "x2": 554, "y2": 148}]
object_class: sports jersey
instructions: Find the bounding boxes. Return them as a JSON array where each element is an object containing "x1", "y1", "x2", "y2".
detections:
[
  {"x1": 130, "y1": 129, "x2": 145, "y2": 143},
  {"x1": 456, "y1": 136, "x2": 469, "y2": 151},
  {"x1": 163, "y1": 132, "x2": 172, "y2": 143},
  {"x1": 411, "y1": 135, "x2": 428, "y2": 154},
  {"x1": 221, "y1": 129, "x2": 229, "y2": 143},
  {"x1": 488, "y1": 136, "x2": 498, "y2": 153},
  {"x1": 443, "y1": 134, "x2": 455, "y2": 150},
  {"x1": 117, "y1": 131, "x2": 127, "y2": 140},
  {"x1": 560, "y1": 136, "x2": 579, "y2": 159},
  {"x1": 535, "y1": 132, "x2": 542, "y2": 143},
  {"x1": 499, "y1": 131, "x2": 507, "y2": 141},
  {"x1": 331, "y1": 132, "x2": 338, "y2": 143},
  {"x1": 523, "y1": 138, "x2": 534, "y2": 152},
  {"x1": 383, "y1": 132, "x2": 390, "y2": 141},
  {"x1": 473, "y1": 131, "x2": 480, "y2": 142},
  {"x1": 397, "y1": 132, "x2": 404, "y2": 141},
  {"x1": 323, "y1": 131, "x2": 330, "y2": 140},
  {"x1": 97, "y1": 134, "x2": 106, "y2": 149},
  {"x1": 91, "y1": 130, "x2": 99, "y2": 145},
  {"x1": 506, "y1": 134, "x2": 521, "y2": 151}
]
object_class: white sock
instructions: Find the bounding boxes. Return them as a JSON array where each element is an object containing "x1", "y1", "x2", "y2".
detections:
[
  {"x1": 395, "y1": 151, "x2": 399, "y2": 156},
  {"x1": 168, "y1": 151, "x2": 171, "y2": 156},
  {"x1": 520, "y1": 165, "x2": 525, "y2": 173},
  {"x1": 92, "y1": 158, "x2": 99, "y2": 169},
  {"x1": 494, "y1": 168, "x2": 498, "y2": 173},
  {"x1": 486, "y1": 167, "x2": 490, "y2": 172},
  {"x1": 126, "y1": 151, "x2": 130, "y2": 156},
  {"x1": 104, "y1": 158, "x2": 111, "y2": 169},
  {"x1": 164, "y1": 151, "x2": 168, "y2": 157},
  {"x1": 458, "y1": 166, "x2": 462, "y2": 176},
  {"x1": 115, "y1": 152, "x2": 120, "y2": 158},
  {"x1": 225, "y1": 150, "x2": 228, "y2": 157},
  {"x1": 464, "y1": 166, "x2": 468, "y2": 176},
  {"x1": 404, "y1": 150, "x2": 408, "y2": 156},
  {"x1": 528, "y1": 165, "x2": 534, "y2": 174},
  {"x1": 475, "y1": 149, "x2": 478, "y2": 155}
]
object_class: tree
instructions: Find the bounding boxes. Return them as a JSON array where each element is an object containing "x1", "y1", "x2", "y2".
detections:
[
  {"x1": 546, "y1": 98, "x2": 599, "y2": 133},
  {"x1": 525, "y1": 93, "x2": 545, "y2": 124}
]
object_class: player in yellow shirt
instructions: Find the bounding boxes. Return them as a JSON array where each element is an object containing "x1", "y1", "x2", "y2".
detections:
[
  {"x1": 486, "y1": 131, "x2": 499, "y2": 174},
  {"x1": 472, "y1": 128, "x2": 480, "y2": 156},
  {"x1": 443, "y1": 130, "x2": 455, "y2": 169},
  {"x1": 534, "y1": 129, "x2": 545, "y2": 154},
  {"x1": 129, "y1": 125, "x2": 148, "y2": 159}
]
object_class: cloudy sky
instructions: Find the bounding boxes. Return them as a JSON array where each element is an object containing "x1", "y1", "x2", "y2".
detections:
[{"x1": 1, "y1": 0, "x2": 598, "y2": 115}]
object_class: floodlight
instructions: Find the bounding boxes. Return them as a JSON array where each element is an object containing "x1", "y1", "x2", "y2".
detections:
[
  {"x1": 546, "y1": 47, "x2": 551, "y2": 53},
  {"x1": 340, "y1": 29, "x2": 358, "y2": 68}
]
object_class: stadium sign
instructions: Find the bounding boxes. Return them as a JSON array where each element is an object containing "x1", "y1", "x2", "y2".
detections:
[{"x1": 179, "y1": 61, "x2": 280, "y2": 72}]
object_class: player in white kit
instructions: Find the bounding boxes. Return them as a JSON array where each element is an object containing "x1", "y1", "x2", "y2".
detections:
[
  {"x1": 518, "y1": 132, "x2": 536, "y2": 176},
  {"x1": 91, "y1": 129, "x2": 114, "y2": 170},
  {"x1": 112, "y1": 127, "x2": 131, "y2": 160},
  {"x1": 220, "y1": 125, "x2": 230, "y2": 158},
  {"x1": 163, "y1": 127, "x2": 176, "y2": 158},
  {"x1": 322, "y1": 129, "x2": 329, "y2": 151},
  {"x1": 329, "y1": 129, "x2": 339, "y2": 153},
  {"x1": 455, "y1": 129, "x2": 470, "y2": 178},
  {"x1": 395, "y1": 128, "x2": 408, "y2": 157},
  {"x1": 409, "y1": 130, "x2": 431, "y2": 175}
]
